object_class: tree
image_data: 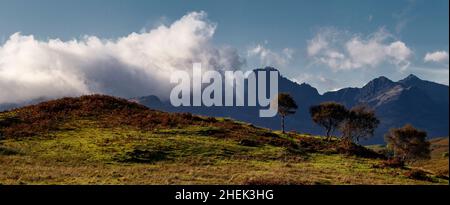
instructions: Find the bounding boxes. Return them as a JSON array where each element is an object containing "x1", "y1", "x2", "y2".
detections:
[
  {"x1": 310, "y1": 102, "x2": 348, "y2": 140},
  {"x1": 276, "y1": 93, "x2": 298, "y2": 133},
  {"x1": 339, "y1": 105, "x2": 379, "y2": 143},
  {"x1": 385, "y1": 124, "x2": 431, "y2": 163}
]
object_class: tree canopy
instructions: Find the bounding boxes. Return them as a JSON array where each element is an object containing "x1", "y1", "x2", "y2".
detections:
[
  {"x1": 339, "y1": 105, "x2": 379, "y2": 143},
  {"x1": 310, "y1": 102, "x2": 348, "y2": 138},
  {"x1": 277, "y1": 93, "x2": 298, "y2": 133}
]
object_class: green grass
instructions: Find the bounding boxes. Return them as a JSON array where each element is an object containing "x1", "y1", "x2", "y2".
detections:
[
  {"x1": 0, "y1": 95, "x2": 448, "y2": 185},
  {"x1": 1, "y1": 121, "x2": 298, "y2": 165},
  {"x1": 413, "y1": 137, "x2": 449, "y2": 177},
  {"x1": 1, "y1": 119, "x2": 448, "y2": 185}
]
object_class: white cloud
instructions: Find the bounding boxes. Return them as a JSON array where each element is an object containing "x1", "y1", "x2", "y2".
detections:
[
  {"x1": 307, "y1": 28, "x2": 412, "y2": 71},
  {"x1": 307, "y1": 34, "x2": 328, "y2": 56},
  {"x1": 248, "y1": 43, "x2": 294, "y2": 68},
  {"x1": 424, "y1": 51, "x2": 449, "y2": 64},
  {"x1": 0, "y1": 11, "x2": 244, "y2": 104}
]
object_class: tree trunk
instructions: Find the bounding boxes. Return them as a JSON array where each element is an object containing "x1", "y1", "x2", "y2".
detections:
[
  {"x1": 326, "y1": 129, "x2": 331, "y2": 141},
  {"x1": 281, "y1": 115, "x2": 285, "y2": 134}
]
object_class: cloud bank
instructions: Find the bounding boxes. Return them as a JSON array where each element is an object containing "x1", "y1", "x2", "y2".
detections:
[
  {"x1": 0, "y1": 11, "x2": 244, "y2": 104},
  {"x1": 307, "y1": 28, "x2": 412, "y2": 71},
  {"x1": 424, "y1": 51, "x2": 449, "y2": 64},
  {"x1": 247, "y1": 43, "x2": 294, "y2": 68}
]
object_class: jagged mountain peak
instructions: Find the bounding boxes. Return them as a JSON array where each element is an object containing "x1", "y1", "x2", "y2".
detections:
[
  {"x1": 365, "y1": 76, "x2": 395, "y2": 87},
  {"x1": 360, "y1": 76, "x2": 398, "y2": 99},
  {"x1": 398, "y1": 74, "x2": 423, "y2": 85},
  {"x1": 253, "y1": 66, "x2": 279, "y2": 72},
  {"x1": 403, "y1": 73, "x2": 421, "y2": 81}
]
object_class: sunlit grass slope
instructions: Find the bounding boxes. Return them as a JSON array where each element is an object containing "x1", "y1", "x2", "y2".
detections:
[{"x1": 0, "y1": 95, "x2": 447, "y2": 185}]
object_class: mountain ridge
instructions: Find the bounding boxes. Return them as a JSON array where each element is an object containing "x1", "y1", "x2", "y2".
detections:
[{"x1": 132, "y1": 68, "x2": 449, "y2": 144}]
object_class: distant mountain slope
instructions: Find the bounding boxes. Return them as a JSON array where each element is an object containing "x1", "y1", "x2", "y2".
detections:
[
  {"x1": 322, "y1": 74, "x2": 449, "y2": 143},
  {"x1": 399, "y1": 74, "x2": 449, "y2": 105},
  {"x1": 0, "y1": 97, "x2": 48, "y2": 113},
  {"x1": 134, "y1": 68, "x2": 449, "y2": 144},
  {"x1": 0, "y1": 104, "x2": 16, "y2": 112}
]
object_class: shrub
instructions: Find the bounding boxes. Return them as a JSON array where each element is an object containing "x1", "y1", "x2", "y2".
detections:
[
  {"x1": 336, "y1": 140, "x2": 385, "y2": 159},
  {"x1": 238, "y1": 139, "x2": 260, "y2": 147},
  {"x1": 384, "y1": 124, "x2": 431, "y2": 163},
  {"x1": 405, "y1": 169, "x2": 432, "y2": 182},
  {"x1": 378, "y1": 158, "x2": 405, "y2": 168},
  {"x1": 121, "y1": 147, "x2": 167, "y2": 163}
]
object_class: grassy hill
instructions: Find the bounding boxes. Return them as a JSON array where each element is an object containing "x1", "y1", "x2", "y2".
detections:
[
  {"x1": 414, "y1": 137, "x2": 449, "y2": 177},
  {"x1": 0, "y1": 95, "x2": 448, "y2": 185}
]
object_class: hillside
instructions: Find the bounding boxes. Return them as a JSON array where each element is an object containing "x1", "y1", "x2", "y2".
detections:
[
  {"x1": 414, "y1": 137, "x2": 449, "y2": 177},
  {"x1": 0, "y1": 95, "x2": 448, "y2": 185}
]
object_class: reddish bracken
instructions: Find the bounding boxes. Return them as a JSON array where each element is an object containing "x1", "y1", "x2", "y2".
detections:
[
  {"x1": 0, "y1": 95, "x2": 382, "y2": 159},
  {"x1": 0, "y1": 95, "x2": 211, "y2": 138}
]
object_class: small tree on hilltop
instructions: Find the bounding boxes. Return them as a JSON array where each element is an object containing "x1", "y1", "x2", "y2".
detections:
[
  {"x1": 340, "y1": 105, "x2": 379, "y2": 143},
  {"x1": 385, "y1": 124, "x2": 431, "y2": 163},
  {"x1": 277, "y1": 93, "x2": 298, "y2": 134},
  {"x1": 310, "y1": 102, "x2": 348, "y2": 140}
]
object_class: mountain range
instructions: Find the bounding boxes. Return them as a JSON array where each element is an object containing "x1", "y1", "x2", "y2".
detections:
[{"x1": 130, "y1": 67, "x2": 449, "y2": 144}]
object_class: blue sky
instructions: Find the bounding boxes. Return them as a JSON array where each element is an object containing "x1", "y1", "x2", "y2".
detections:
[{"x1": 0, "y1": 0, "x2": 448, "y2": 95}]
